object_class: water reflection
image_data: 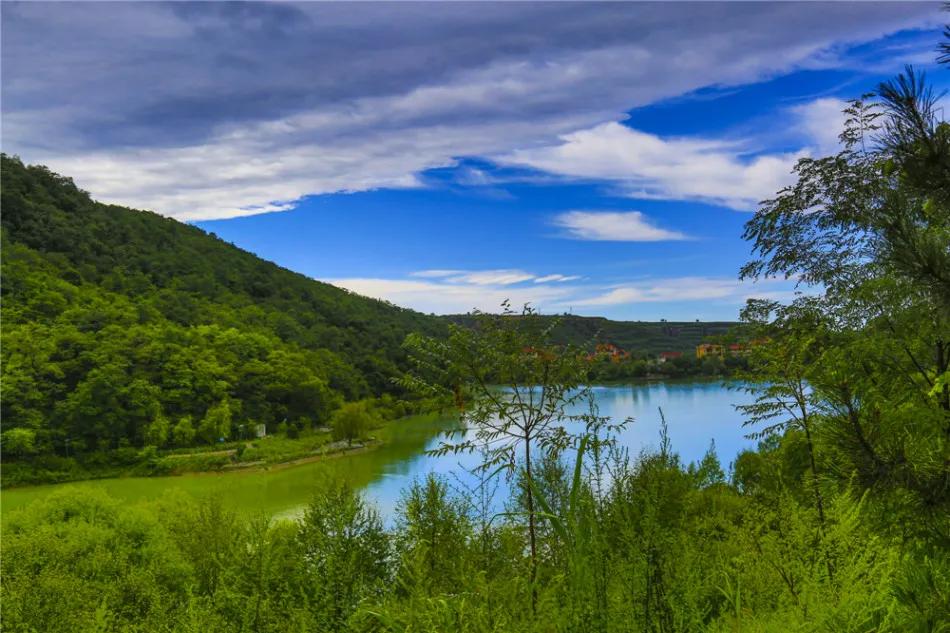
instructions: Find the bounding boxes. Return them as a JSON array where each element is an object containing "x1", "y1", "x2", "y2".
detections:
[{"x1": 362, "y1": 380, "x2": 755, "y2": 522}]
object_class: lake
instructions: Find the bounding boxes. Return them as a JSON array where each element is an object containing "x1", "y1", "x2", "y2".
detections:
[{"x1": 1, "y1": 380, "x2": 756, "y2": 521}]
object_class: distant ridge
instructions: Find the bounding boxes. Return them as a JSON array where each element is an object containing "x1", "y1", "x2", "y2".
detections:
[{"x1": 446, "y1": 314, "x2": 736, "y2": 357}]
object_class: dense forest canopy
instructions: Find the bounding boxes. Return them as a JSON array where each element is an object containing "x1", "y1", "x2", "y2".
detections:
[{"x1": 0, "y1": 154, "x2": 449, "y2": 456}]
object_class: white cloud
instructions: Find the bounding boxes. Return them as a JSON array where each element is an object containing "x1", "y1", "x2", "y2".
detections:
[
  {"x1": 17, "y1": 93, "x2": 609, "y2": 221},
  {"x1": 411, "y1": 268, "x2": 577, "y2": 286},
  {"x1": 3, "y1": 3, "x2": 937, "y2": 220},
  {"x1": 448, "y1": 270, "x2": 537, "y2": 286},
  {"x1": 572, "y1": 278, "x2": 743, "y2": 305},
  {"x1": 502, "y1": 122, "x2": 803, "y2": 211},
  {"x1": 410, "y1": 269, "x2": 465, "y2": 279},
  {"x1": 534, "y1": 274, "x2": 581, "y2": 283},
  {"x1": 793, "y1": 97, "x2": 849, "y2": 155},
  {"x1": 327, "y1": 272, "x2": 804, "y2": 315},
  {"x1": 329, "y1": 277, "x2": 575, "y2": 315},
  {"x1": 501, "y1": 97, "x2": 862, "y2": 211},
  {"x1": 553, "y1": 210, "x2": 688, "y2": 241},
  {"x1": 569, "y1": 276, "x2": 801, "y2": 307}
]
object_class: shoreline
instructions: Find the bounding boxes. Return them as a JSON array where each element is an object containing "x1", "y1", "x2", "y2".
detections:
[
  {"x1": 0, "y1": 409, "x2": 447, "y2": 491},
  {"x1": 0, "y1": 436, "x2": 387, "y2": 491},
  {"x1": 1, "y1": 377, "x2": 734, "y2": 491},
  {"x1": 196, "y1": 439, "x2": 383, "y2": 476}
]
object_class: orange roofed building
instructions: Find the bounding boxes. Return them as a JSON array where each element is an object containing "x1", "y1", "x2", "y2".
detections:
[
  {"x1": 589, "y1": 343, "x2": 630, "y2": 363},
  {"x1": 695, "y1": 343, "x2": 723, "y2": 359},
  {"x1": 697, "y1": 341, "x2": 763, "y2": 359}
]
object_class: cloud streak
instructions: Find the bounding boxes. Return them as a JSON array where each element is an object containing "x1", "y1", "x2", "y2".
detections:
[
  {"x1": 329, "y1": 272, "x2": 804, "y2": 317},
  {"x1": 569, "y1": 277, "x2": 793, "y2": 306},
  {"x1": 330, "y1": 277, "x2": 575, "y2": 316},
  {"x1": 411, "y1": 269, "x2": 579, "y2": 286},
  {"x1": 2, "y1": 2, "x2": 939, "y2": 220},
  {"x1": 535, "y1": 274, "x2": 581, "y2": 284},
  {"x1": 553, "y1": 210, "x2": 689, "y2": 241},
  {"x1": 504, "y1": 122, "x2": 803, "y2": 211}
]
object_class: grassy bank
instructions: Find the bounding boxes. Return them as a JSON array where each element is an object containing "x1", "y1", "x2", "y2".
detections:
[
  {"x1": 1, "y1": 398, "x2": 452, "y2": 488},
  {"x1": 1, "y1": 428, "x2": 356, "y2": 487}
]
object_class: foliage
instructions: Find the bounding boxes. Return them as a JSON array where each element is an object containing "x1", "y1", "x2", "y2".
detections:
[
  {"x1": 0, "y1": 153, "x2": 734, "y2": 478},
  {"x1": 330, "y1": 401, "x2": 380, "y2": 446},
  {"x1": 0, "y1": 154, "x2": 445, "y2": 467},
  {"x1": 740, "y1": 66, "x2": 950, "y2": 540},
  {"x1": 297, "y1": 482, "x2": 390, "y2": 630},
  {"x1": 404, "y1": 302, "x2": 623, "y2": 609},
  {"x1": 2, "y1": 488, "x2": 192, "y2": 632},
  {"x1": 5, "y1": 431, "x2": 947, "y2": 632},
  {"x1": 448, "y1": 313, "x2": 737, "y2": 357}
]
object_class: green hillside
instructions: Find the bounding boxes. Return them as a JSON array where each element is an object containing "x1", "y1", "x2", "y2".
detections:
[{"x1": 0, "y1": 155, "x2": 447, "y2": 458}]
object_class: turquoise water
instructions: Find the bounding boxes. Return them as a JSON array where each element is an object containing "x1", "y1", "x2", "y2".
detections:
[{"x1": 364, "y1": 380, "x2": 754, "y2": 519}]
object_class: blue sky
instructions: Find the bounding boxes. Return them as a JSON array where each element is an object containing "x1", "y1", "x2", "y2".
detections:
[{"x1": 3, "y1": 3, "x2": 947, "y2": 320}]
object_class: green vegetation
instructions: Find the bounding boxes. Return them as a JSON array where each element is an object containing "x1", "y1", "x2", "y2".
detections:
[
  {"x1": 2, "y1": 422, "x2": 326, "y2": 486},
  {"x1": 406, "y1": 301, "x2": 609, "y2": 610},
  {"x1": 587, "y1": 347, "x2": 747, "y2": 381},
  {"x1": 3, "y1": 60, "x2": 949, "y2": 632},
  {"x1": 448, "y1": 313, "x2": 749, "y2": 382},
  {"x1": 0, "y1": 389, "x2": 439, "y2": 487},
  {"x1": 0, "y1": 412, "x2": 454, "y2": 520},
  {"x1": 0, "y1": 154, "x2": 448, "y2": 483},
  {"x1": 330, "y1": 401, "x2": 380, "y2": 446},
  {"x1": 448, "y1": 314, "x2": 736, "y2": 356},
  {"x1": 448, "y1": 313, "x2": 747, "y2": 383}
]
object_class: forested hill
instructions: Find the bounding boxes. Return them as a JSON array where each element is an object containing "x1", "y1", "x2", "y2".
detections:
[{"x1": 0, "y1": 154, "x2": 446, "y2": 453}]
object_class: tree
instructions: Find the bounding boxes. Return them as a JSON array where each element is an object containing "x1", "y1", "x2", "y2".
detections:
[
  {"x1": 297, "y1": 482, "x2": 389, "y2": 629},
  {"x1": 691, "y1": 440, "x2": 725, "y2": 488},
  {"x1": 939, "y1": 3, "x2": 950, "y2": 65},
  {"x1": 330, "y1": 401, "x2": 378, "y2": 446},
  {"x1": 198, "y1": 400, "x2": 232, "y2": 444},
  {"x1": 740, "y1": 67, "x2": 950, "y2": 538},
  {"x1": 2, "y1": 427, "x2": 37, "y2": 458},
  {"x1": 737, "y1": 299, "x2": 831, "y2": 540},
  {"x1": 0, "y1": 152, "x2": 450, "y2": 465},
  {"x1": 144, "y1": 413, "x2": 170, "y2": 447},
  {"x1": 403, "y1": 302, "x2": 616, "y2": 611},
  {"x1": 393, "y1": 474, "x2": 471, "y2": 596},
  {"x1": 171, "y1": 415, "x2": 196, "y2": 446}
]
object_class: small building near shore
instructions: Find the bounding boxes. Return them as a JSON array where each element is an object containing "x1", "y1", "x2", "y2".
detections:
[{"x1": 589, "y1": 343, "x2": 631, "y2": 363}]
